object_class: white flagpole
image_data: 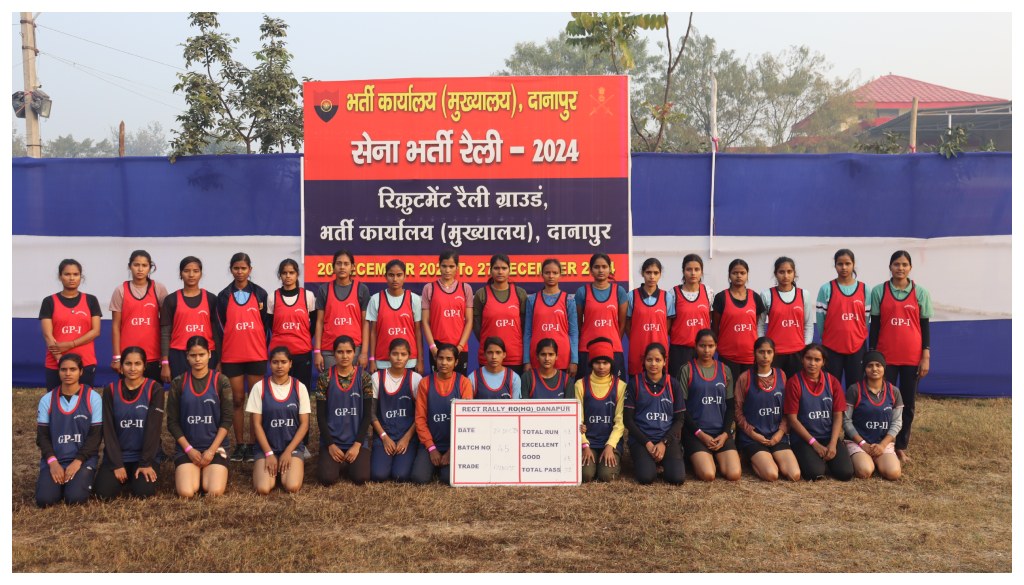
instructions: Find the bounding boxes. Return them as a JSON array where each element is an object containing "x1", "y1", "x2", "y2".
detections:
[{"x1": 709, "y1": 75, "x2": 719, "y2": 259}]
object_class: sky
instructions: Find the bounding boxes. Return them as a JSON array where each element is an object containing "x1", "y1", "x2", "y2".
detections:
[{"x1": 8, "y1": 8, "x2": 1014, "y2": 145}]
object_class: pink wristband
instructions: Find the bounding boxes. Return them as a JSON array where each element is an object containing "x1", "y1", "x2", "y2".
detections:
[
  {"x1": 807, "y1": 437, "x2": 817, "y2": 446},
  {"x1": 427, "y1": 445, "x2": 437, "y2": 453},
  {"x1": 313, "y1": 349, "x2": 321, "y2": 354},
  {"x1": 184, "y1": 445, "x2": 193, "y2": 454},
  {"x1": 380, "y1": 431, "x2": 389, "y2": 439},
  {"x1": 581, "y1": 443, "x2": 589, "y2": 449},
  {"x1": 46, "y1": 456, "x2": 57, "y2": 464},
  {"x1": 858, "y1": 439, "x2": 866, "y2": 447},
  {"x1": 368, "y1": 356, "x2": 375, "y2": 361},
  {"x1": 161, "y1": 360, "x2": 169, "y2": 365},
  {"x1": 694, "y1": 429, "x2": 703, "y2": 437},
  {"x1": 265, "y1": 450, "x2": 274, "y2": 458}
]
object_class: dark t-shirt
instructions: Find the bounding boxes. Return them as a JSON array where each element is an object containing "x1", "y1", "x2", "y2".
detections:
[{"x1": 38, "y1": 293, "x2": 103, "y2": 319}]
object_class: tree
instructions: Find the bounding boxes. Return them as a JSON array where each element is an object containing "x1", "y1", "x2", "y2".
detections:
[
  {"x1": 108, "y1": 121, "x2": 169, "y2": 156},
  {"x1": 43, "y1": 134, "x2": 117, "y2": 158},
  {"x1": 565, "y1": 12, "x2": 693, "y2": 152},
  {"x1": 12, "y1": 129, "x2": 28, "y2": 157},
  {"x1": 171, "y1": 12, "x2": 302, "y2": 158},
  {"x1": 753, "y1": 46, "x2": 852, "y2": 146}
]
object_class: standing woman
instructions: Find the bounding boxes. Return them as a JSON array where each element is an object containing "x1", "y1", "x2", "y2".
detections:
[
  {"x1": 870, "y1": 250, "x2": 932, "y2": 465},
  {"x1": 369, "y1": 339, "x2": 422, "y2": 482},
  {"x1": 109, "y1": 250, "x2": 168, "y2": 381},
  {"x1": 575, "y1": 339, "x2": 626, "y2": 482},
  {"x1": 39, "y1": 259, "x2": 102, "y2": 389},
  {"x1": 364, "y1": 259, "x2": 423, "y2": 375},
  {"x1": 217, "y1": 252, "x2": 270, "y2": 463},
  {"x1": 523, "y1": 258, "x2": 579, "y2": 378},
  {"x1": 95, "y1": 347, "x2": 165, "y2": 500},
  {"x1": 575, "y1": 253, "x2": 628, "y2": 379},
  {"x1": 816, "y1": 249, "x2": 870, "y2": 387},
  {"x1": 625, "y1": 258, "x2": 674, "y2": 377},
  {"x1": 315, "y1": 335, "x2": 374, "y2": 486},
  {"x1": 759, "y1": 257, "x2": 814, "y2": 377},
  {"x1": 166, "y1": 336, "x2": 233, "y2": 498},
  {"x1": 734, "y1": 337, "x2": 800, "y2": 482},
  {"x1": 267, "y1": 259, "x2": 317, "y2": 402},
  {"x1": 783, "y1": 343, "x2": 853, "y2": 481},
  {"x1": 843, "y1": 351, "x2": 903, "y2": 481},
  {"x1": 246, "y1": 347, "x2": 311, "y2": 494},
  {"x1": 411, "y1": 343, "x2": 474, "y2": 485},
  {"x1": 469, "y1": 337, "x2": 522, "y2": 399},
  {"x1": 623, "y1": 342, "x2": 686, "y2": 485},
  {"x1": 160, "y1": 256, "x2": 222, "y2": 383},
  {"x1": 35, "y1": 354, "x2": 103, "y2": 507},
  {"x1": 678, "y1": 329, "x2": 742, "y2": 482},
  {"x1": 421, "y1": 250, "x2": 474, "y2": 375},
  {"x1": 473, "y1": 254, "x2": 528, "y2": 374},
  {"x1": 669, "y1": 254, "x2": 713, "y2": 370},
  {"x1": 313, "y1": 249, "x2": 370, "y2": 373},
  {"x1": 712, "y1": 259, "x2": 766, "y2": 382}
]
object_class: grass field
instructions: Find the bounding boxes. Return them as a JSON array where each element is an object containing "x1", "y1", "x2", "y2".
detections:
[{"x1": 10, "y1": 389, "x2": 1012, "y2": 573}]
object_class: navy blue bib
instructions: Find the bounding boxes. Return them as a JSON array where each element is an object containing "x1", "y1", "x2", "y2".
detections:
[
  {"x1": 685, "y1": 360, "x2": 728, "y2": 436},
  {"x1": 737, "y1": 369, "x2": 785, "y2": 447},
  {"x1": 852, "y1": 381, "x2": 895, "y2": 444},
  {"x1": 109, "y1": 379, "x2": 155, "y2": 463},
  {"x1": 376, "y1": 369, "x2": 416, "y2": 438},
  {"x1": 178, "y1": 372, "x2": 225, "y2": 454},
  {"x1": 529, "y1": 370, "x2": 568, "y2": 399},
  {"x1": 427, "y1": 373, "x2": 464, "y2": 452},
  {"x1": 630, "y1": 374, "x2": 675, "y2": 443},
  {"x1": 45, "y1": 385, "x2": 97, "y2": 469},
  {"x1": 325, "y1": 367, "x2": 365, "y2": 450},
  {"x1": 261, "y1": 376, "x2": 301, "y2": 453},
  {"x1": 582, "y1": 377, "x2": 619, "y2": 450},
  {"x1": 797, "y1": 374, "x2": 835, "y2": 442}
]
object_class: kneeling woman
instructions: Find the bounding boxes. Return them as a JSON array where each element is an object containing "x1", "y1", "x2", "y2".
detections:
[
  {"x1": 96, "y1": 347, "x2": 165, "y2": 500},
  {"x1": 369, "y1": 339, "x2": 422, "y2": 482},
  {"x1": 412, "y1": 344, "x2": 474, "y2": 485},
  {"x1": 36, "y1": 354, "x2": 102, "y2": 507},
  {"x1": 783, "y1": 343, "x2": 853, "y2": 481},
  {"x1": 843, "y1": 351, "x2": 903, "y2": 481},
  {"x1": 316, "y1": 335, "x2": 373, "y2": 486},
  {"x1": 246, "y1": 347, "x2": 311, "y2": 494},
  {"x1": 678, "y1": 330, "x2": 741, "y2": 482},
  {"x1": 470, "y1": 337, "x2": 522, "y2": 399},
  {"x1": 166, "y1": 336, "x2": 233, "y2": 498},
  {"x1": 624, "y1": 343, "x2": 686, "y2": 485},
  {"x1": 734, "y1": 337, "x2": 800, "y2": 482},
  {"x1": 575, "y1": 338, "x2": 626, "y2": 482}
]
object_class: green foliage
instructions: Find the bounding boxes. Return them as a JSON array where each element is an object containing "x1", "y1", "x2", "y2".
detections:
[
  {"x1": 981, "y1": 138, "x2": 997, "y2": 152},
  {"x1": 12, "y1": 129, "x2": 28, "y2": 157},
  {"x1": 170, "y1": 12, "x2": 302, "y2": 159},
  {"x1": 42, "y1": 134, "x2": 117, "y2": 158},
  {"x1": 856, "y1": 130, "x2": 906, "y2": 154},
  {"x1": 565, "y1": 12, "x2": 667, "y2": 73},
  {"x1": 934, "y1": 125, "x2": 968, "y2": 159}
]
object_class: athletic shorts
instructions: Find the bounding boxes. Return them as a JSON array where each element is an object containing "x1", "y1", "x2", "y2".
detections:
[
  {"x1": 220, "y1": 361, "x2": 268, "y2": 377},
  {"x1": 174, "y1": 448, "x2": 229, "y2": 468},
  {"x1": 844, "y1": 440, "x2": 895, "y2": 457},
  {"x1": 739, "y1": 438, "x2": 792, "y2": 459},
  {"x1": 682, "y1": 432, "x2": 737, "y2": 457},
  {"x1": 254, "y1": 445, "x2": 308, "y2": 459}
]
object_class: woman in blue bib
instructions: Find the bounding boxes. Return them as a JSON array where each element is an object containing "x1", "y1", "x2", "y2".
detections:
[
  {"x1": 36, "y1": 353, "x2": 102, "y2": 507},
  {"x1": 679, "y1": 329, "x2": 742, "y2": 482},
  {"x1": 95, "y1": 346, "x2": 165, "y2": 500},
  {"x1": 576, "y1": 338, "x2": 626, "y2": 482},
  {"x1": 843, "y1": 351, "x2": 904, "y2": 481},
  {"x1": 469, "y1": 337, "x2": 521, "y2": 399},
  {"x1": 783, "y1": 343, "x2": 854, "y2": 481},
  {"x1": 247, "y1": 347, "x2": 311, "y2": 494},
  {"x1": 734, "y1": 337, "x2": 800, "y2": 482},
  {"x1": 411, "y1": 344, "x2": 475, "y2": 485},
  {"x1": 166, "y1": 336, "x2": 233, "y2": 498},
  {"x1": 369, "y1": 338, "x2": 422, "y2": 482},
  {"x1": 523, "y1": 338, "x2": 572, "y2": 399},
  {"x1": 316, "y1": 335, "x2": 374, "y2": 486},
  {"x1": 624, "y1": 342, "x2": 686, "y2": 485}
]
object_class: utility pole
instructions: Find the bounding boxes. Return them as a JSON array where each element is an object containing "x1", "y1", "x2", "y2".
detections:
[{"x1": 20, "y1": 12, "x2": 41, "y2": 158}]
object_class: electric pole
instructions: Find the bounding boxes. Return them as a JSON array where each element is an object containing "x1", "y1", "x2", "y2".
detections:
[{"x1": 21, "y1": 12, "x2": 41, "y2": 158}]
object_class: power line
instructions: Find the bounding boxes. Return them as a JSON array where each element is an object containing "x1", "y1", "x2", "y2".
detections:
[
  {"x1": 35, "y1": 22, "x2": 187, "y2": 72},
  {"x1": 40, "y1": 50, "x2": 179, "y2": 96},
  {"x1": 43, "y1": 52, "x2": 183, "y2": 111}
]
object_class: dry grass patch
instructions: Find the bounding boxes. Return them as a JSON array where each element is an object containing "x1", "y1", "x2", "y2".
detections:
[{"x1": 10, "y1": 389, "x2": 1011, "y2": 572}]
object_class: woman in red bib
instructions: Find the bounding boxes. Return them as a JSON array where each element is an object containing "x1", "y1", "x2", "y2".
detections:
[
  {"x1": 422, "y1": 250, "x2": 474, "y2": 375},
  {"x1": 217, "y1": 252, "x2": 270, "y2": 463},
  {"x1": 869, "y1": 250, "x2": 932, "y2": 465},
  {"x1": 267, "y1": 259, "x2": 317, "y2": 397},
  {"x1": 759, "y1": 257, "x2": 814, "y2": 377},
  {"x1": 524, "y1": 258, "x2": 579, "y2": 378},
  {"x1": 109, "y1": 250, "x2": 167, "y2": 381},
  {"x1": 365, "y1": 259, "x2": 423, "y2": 375},
  {"x1": 39, "y1": 259, "x2": 102, "y2": 389},
  {"x1": 625, "y1": 258, "x2": 673, "y2": 377},
  {"x1": 815, "y1": 249, "x2": 869, "y2": 387},
  {"x1": 160, "y1": 256, "x2": 221, "y2": 384},
  {"x1": 670, "y1": 254, "x2": 713, "y2": 372},
  {"x1": 575, "y1": 253, "x2": 627, "y2": 379},
  {"x1": 314, "y1": 249, "x2": 370, "y2": 373},
  {"x1": 473, "y1": 254, "x2": 528, "y2": 374},
  {"x1": 712, "y1": 259, "x2": 765, "y2": 382}
]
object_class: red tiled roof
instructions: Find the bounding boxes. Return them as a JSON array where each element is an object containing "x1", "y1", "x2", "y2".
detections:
[{"x1": 853, "y1": 75, "x2": 1004, "y2": 106}]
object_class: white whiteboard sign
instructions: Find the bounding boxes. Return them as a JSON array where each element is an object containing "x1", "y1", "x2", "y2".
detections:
[{"x1": 450, "y1": 399, "x2": 581, "y2": 487}]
